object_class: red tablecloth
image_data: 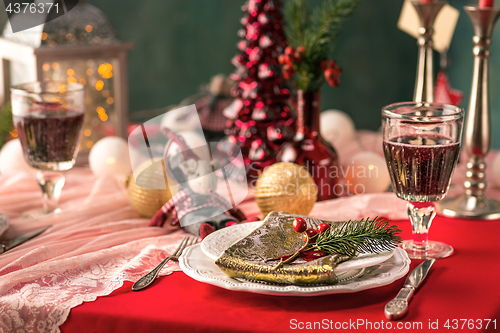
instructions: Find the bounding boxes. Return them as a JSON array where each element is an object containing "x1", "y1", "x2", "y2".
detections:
[{"x1": 60, "y1": 215, "x2": 500, "y2": 333}]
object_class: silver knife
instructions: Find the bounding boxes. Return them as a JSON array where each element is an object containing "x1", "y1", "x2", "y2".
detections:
[
  {"x1": 0, "y1": 226, "x2": 51, "y2": 254},
  {"x1": 384, "y1": 258, "x2": 436, "y2": 320}
]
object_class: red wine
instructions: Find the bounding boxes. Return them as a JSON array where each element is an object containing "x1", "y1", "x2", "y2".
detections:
[
  {"x1": 383, "y1": 134, "x2": 460, "y2": 202},
  {"x1": 14, "y1": 111, "x2": 84, "y2": 171}
]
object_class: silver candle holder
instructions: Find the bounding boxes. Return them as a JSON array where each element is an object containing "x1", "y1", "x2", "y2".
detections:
[
  {"x1": 437, "y1": 6, "x2": 500, "y2": 220},
  {"x1": 411, "y1": 1, "x2": 445, "y2": 102}
]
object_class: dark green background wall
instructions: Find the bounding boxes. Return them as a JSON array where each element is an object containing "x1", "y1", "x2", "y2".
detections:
[{"x1": 88, "y1": 0, "x2": 417, "y2": 132}]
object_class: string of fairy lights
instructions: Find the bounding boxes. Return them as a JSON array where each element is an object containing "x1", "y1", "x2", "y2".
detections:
[{"x1": 41, "y1": 58, "x2": 116, "y2": 150}]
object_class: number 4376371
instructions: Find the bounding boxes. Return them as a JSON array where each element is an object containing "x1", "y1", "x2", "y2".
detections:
[
  {"x1": 443, "y1": 319, "x2": 496, "y2": 330},
  {"x1": 5, "y1": 3, "x2": 59, "y2": 14}
]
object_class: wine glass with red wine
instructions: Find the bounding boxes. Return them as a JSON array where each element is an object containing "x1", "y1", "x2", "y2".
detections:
[
  {"x1": 382, "y1": 102, "x2": 464, "y2": 259},
  {"x1": 11, "y1": 81, "x2": 85, "y2": 214}
]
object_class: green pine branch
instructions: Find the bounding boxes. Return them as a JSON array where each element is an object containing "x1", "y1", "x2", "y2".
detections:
[
  {"x1": 0, "y1": 103, "x2": 13, "y2": 149},
  {"x1": 284, "y1": 0, "x2": 309, "y2": 49},
  {"x1": 284, "y1": 0, "x2": 361, "y2": 91},
  {"x1": 315, "y1": 218, "x2": 402, "y2": 257}
]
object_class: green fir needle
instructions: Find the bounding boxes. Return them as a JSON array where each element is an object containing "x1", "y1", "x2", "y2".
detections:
[{"x1": 314, "y1": 217, "x2": 403, "y2": 258}]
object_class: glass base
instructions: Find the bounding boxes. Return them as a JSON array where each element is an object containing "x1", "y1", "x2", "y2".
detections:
[
  {"x1": 437, "y1": 194, "x2": 500, "y2": 220},
  {"x1": 399, "y1": 240, "x2": 453, "y2": 259},
  {"x1": 29, "y1": 160, "x2": 75, "y2": 171},
  {"x1": 21, "y1": 207, "x2": 62, "y2": 220}
]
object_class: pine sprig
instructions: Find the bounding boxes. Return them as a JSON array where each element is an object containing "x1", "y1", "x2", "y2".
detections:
[
  {"x1": 315, "y1": 218, "x2": 402, "y2": 257},
  {"x1": 284, "y1": 0, "x2": 361, "y2": 91}
]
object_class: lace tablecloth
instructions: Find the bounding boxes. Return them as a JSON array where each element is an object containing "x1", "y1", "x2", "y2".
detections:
[{"x1": 0, "y1": 169, "x2": 192, "y2": 332}]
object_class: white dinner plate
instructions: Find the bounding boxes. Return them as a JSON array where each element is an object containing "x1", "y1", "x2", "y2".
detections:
[
  {"x1": 201, "y1": 221, "x2": 396, "y2": 273},
  {"x1": 179, "y1": 244, "x2": 410, "y2": 296}
]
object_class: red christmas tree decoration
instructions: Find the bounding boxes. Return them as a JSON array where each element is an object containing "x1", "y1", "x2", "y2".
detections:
[{"x1": 222, "y1": 0, "x2": 294, "y2": 182}]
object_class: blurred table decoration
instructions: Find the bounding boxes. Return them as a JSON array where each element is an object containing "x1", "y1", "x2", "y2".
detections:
[
  {"x1": 255, "y1": 162, "x2": 317, "y2": 216},
  {"x1": 319, "y1": 109, "x2": 356, "y2": 148},
  {"x1": 127, "y1": 158, "x2": 173, "y2": 218},
  {"x1": 195, "y1": 74, "x2": 234, "y2": 142},
  {"x1": 0, "y1": 138, "x2": 33, "y2": 176},
  {"x1": 222, "y1": 0, "x2": 295, "y2": 181},
  {"x1": 343, "y1": 151, "x2": 391, "y2": 195},
  {"x1": 88, "y1": 136, "x2": 132, "y2": 177}
]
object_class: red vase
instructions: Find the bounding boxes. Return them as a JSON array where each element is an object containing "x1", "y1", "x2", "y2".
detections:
[{"x1": 277, "y1": 90, "x2": 342, "y2": 201}]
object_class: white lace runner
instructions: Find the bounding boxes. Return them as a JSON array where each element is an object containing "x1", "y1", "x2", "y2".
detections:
[
  {"x1": 0, "y1": 170, "x2": 187, "y2": 333},
  {"x1": 0, "y1": 233, "x2": 184, "y2": 333}
]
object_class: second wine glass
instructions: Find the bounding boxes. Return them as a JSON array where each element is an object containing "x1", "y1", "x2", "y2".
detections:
[{"x1": 382, "y1": 102, "x2": 464, "y2": 259}]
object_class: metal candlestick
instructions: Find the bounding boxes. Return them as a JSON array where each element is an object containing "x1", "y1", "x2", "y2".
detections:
[
  {"x1": 412, "y1": 1, "x2": 445, "y2": 102},
  {"x1": 437, "y1": 6, "x2": 500, "y2": 220}
]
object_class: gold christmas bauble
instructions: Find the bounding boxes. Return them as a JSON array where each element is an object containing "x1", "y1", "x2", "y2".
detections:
[
  {"x1": 255, "y1": 162, "x2": 317, "y2": 217},
  {"x1": 128, "y1": 159, "x2": 175, "y2": 218}
]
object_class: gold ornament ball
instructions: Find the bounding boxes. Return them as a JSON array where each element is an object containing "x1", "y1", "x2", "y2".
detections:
[
  {"x1": 255, "y1": 162, "x2": 317, "y2": 217},
  {"x1": 128, "y1": 159, "x2": 174, "y2": 218}
]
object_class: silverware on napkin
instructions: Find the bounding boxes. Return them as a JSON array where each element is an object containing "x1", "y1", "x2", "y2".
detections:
[
  {"x1": 384, "y1": 258, "x2": 436, "y2": 320},
  {"x1": 0, "y1": 225, "x2": 51, "y2": 254}
]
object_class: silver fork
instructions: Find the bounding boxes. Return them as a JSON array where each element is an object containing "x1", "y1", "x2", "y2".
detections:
[{"x1": 132, "y1": 236, "x2": 198, "y2": 291}]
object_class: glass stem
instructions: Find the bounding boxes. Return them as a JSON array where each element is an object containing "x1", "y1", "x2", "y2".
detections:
[
  {"x1": 37, "y1": 171, "x2": 65, "y2": 213},
  {"x1": 407, "y1": 202, "x2": 436, "y2": 250}
]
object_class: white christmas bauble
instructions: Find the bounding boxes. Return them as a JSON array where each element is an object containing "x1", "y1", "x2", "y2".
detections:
[
  {"x1": 492, "y1": 153, "x2": 500, "y2": 187},
  {"x1": 343, "y1": 151, "x2": 391, "y2": 195},
  {"x1": 0, "y1": 139, "x2": 32, "y2": 176},
  {"x1": 320, "y1": 110, "x2": 356, "y2": 147},
  {"x1": 89, "y1": 136, "x2": 132, "y2": 176}
]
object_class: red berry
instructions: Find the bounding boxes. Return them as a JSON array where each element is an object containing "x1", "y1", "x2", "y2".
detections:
[
  {"x1": 320, "y1": 59, "x2": 334, "y2": 70},
  {"x1": 294, "y1": 46, "x2": 306, "y2": 62},
  {"x1": 303, "y1": 228, "x2": 318, "y2": 243},
  {"x1": 293, "y1": 217, "x2": 307, "y2": 233},
  {"x1": 317, "y1": 223, "x2": 331, "y2": 234},
  {"x1": 301, "y1": 249, "x2": 326, "y2": 261},
  {"x1": 282, "y1": 63, "x2": 294, "y2": 79},
  {"x1": 324, "y1": 66, "x2": 341, "y2": 87},
  {"x1": 284, "y1": 46, "x2": 294, "y2": 56},
  {"x1": 279, "y1": 54, "x2": 292, "y2": 65}
]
